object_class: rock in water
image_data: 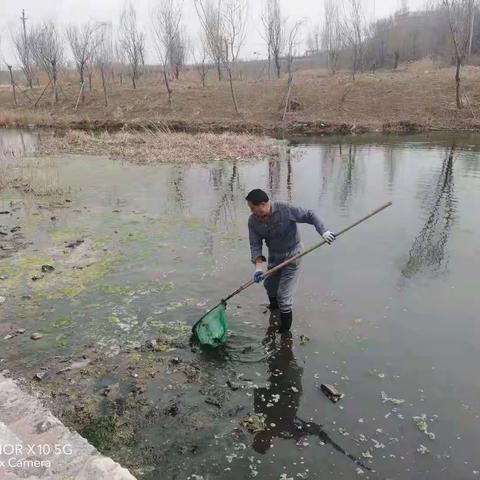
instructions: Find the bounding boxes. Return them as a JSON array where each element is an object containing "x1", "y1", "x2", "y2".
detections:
[
  {"x1": 31, "y1": 332, "x2": 44, "y2": 340},
  {"x1": 320, "y1": 383, "x2": 344, "y2": 403}
]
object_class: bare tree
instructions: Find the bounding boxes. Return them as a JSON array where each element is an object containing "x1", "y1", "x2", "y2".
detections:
[
  {"x1": 261, "y1": 0, "x2": 284, "y2": 78},
  {"x1": 193, "y1": 36, "x2": 211, "y2": 86},
  {"x1": 322, "y1": 0, "x2": 343, "y2": 74},
  {"x1": 343, "y1": 0, "x2": 366, "y2": 80},
  {"x1": 118, "y1": 2, "x2": 145, "y2": 89},
  {"x1": 285, "y1": 20, "x2": 304, "y2": 81},
  {"x1": 442, "y1": 0, "x2": 476, "y2": 109},
  {"x1": 152, "y1": 0, "x2": 183, "y2": 106},
  {"x1": 113, "y1": 39, "x2": 126, "y2": 85},
  {"x1": 222, "y1": 0, "x2": 248, "y2": 113},
  {"x1": 170, "y1": 26, "x2": 187, "y2": 80},
  {"x1": 30, "y1": 21, "x2": 64, "y2": 103},
  {"x1": 11, "y1": 9, "x2": 34, "y2": 88},
  {"x1": 0, "y1": 37, "x2": 18, "y2": 106},
  {"x1": 96, "y1": 23, "x2": 113, "y2": 107},
  {"x1": 194, "y1": 0, "x2": 225, "y2": 80},
  {"x1": 306, "y1": 23, "x2": 321, "y2": 54},
  {"x1": 66, "y1": 22, "x2": 103, "y2": 102}
]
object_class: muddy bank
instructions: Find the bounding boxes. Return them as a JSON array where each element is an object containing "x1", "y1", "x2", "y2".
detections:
[{"x1": 2, "y1": 116, "x2": 448, "y2": 138}]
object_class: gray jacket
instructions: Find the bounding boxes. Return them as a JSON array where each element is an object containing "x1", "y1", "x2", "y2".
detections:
[{"x1": 248, "y1": 201, "x2": 326, "y2": 265}]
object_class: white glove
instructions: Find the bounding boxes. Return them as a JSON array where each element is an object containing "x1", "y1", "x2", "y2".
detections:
[
  {"x1": 322, "y1": 230, "x2": 336, "y2": 244},
  {"x1": 253, "y1": 267, "x2": 264, "y2": 283}
]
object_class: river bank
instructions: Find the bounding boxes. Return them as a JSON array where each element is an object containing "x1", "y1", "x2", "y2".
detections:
[{"x1": 2, "y1": 62, "x2": 480, "y2": 137}]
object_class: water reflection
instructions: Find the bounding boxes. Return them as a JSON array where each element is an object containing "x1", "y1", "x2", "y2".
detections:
[
  {"x1": 167, "y1": 165, "x2": 188, "y2": 214},
  {"x1": 383, "y1": 145, "x2": 397, "y2": 192},
  {"x1": 318, "y1": 144, "x2": 338, "y2": 201},
  {"x1": 0, "y1": 129, "x2": 37, "y2": 160},
  {"x1": 335, "y1": 144, "x2": 364, "y2": 211},
  {"x1": 199, "y1": 162, "x2": 244, "y2": 256},
  {"x1": 252, "y1": 315, "x2": 369, "y2": 470},
  {"x1": 402, "y1": 146, "x2": 457, "y2": 278}
]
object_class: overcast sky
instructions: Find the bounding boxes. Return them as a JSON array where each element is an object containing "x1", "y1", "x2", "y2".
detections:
[{"x1": 0, "y1": 0, "x2": 426, "y2": 66}]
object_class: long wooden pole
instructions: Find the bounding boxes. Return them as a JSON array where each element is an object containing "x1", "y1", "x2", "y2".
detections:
[
  {"x1": 74, "y1": 82, "x2": 84, "y2": 111},
  {"x1": 34, "y1": 78, "x2": 52, "y2": 108},
  {"x1": 193, "y1": 201, "x2": 392, "y2": 331},
  {"x1": 222, "y1": 201, "x2": 393, "y2": 303}
]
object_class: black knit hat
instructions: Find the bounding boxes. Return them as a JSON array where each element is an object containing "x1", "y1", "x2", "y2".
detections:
[{"x1": 245, "y1": 189, "x2": 269, "y2": 205}]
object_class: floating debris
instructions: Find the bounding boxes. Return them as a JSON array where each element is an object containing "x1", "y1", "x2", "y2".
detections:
[
  {"x1": 240, "y1": 414, "x2": 266, "y2": 433},
  {"x1": 371, "y1": 438, "x2": 385, "y2": 449},
  {"x1": 30, "y1": 332, "x2": 44, "y2": 340},
  {"x1": 0, "y1": 296, "x2": 5, "y2": 304},
  {"x1": 417, "y1": 444, "x2": 430, "y2": 455},
  {"x1": 299, "y1": 334, "x2": 310, "y2": 345},
  {"x1": 41, "y1": 264, "x2": 55, "y2": 273},
  {"x1": 413, "y1": 414, "x2": 436, "y2": 440},
  {"x1": 320, "y1": 384, "x2": 344, "y2": 403},
  {"x1": 226, "y1": 379, "x2": 240, "y2": 391},
  {"x1": 381, "y1": 391, "x2": 405, "y2": 405},
  {"x1": 205, "y1": 398, "x2": 222, "y2": 408}
]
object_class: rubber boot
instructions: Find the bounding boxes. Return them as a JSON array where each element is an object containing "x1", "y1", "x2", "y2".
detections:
[
  {"x1": 268, "y1": 296, "x2": 279, "y2": 311},
  {"x1": 279, "y1": 310, "x2": 292, "y2": 334}
]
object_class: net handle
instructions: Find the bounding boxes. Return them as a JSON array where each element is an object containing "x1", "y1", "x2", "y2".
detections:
[{"x1": 222, "y1": 202, "x2": 392, "y2": 303}]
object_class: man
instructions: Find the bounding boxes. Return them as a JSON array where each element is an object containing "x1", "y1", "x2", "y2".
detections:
[{"x1": 246, "y1": 188, "x2": 336, "y2": 334}]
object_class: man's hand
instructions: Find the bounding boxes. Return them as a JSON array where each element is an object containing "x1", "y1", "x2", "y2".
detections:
[
  {"x1": 254, "y1": 267, "x2": 264, "y2": 283},
  {"x1": 322, "y1": 230, "x2": 336, "y2": 245}
]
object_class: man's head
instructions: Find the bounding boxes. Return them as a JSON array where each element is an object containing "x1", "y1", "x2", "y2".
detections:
[{"x1": 246, "y1": 189, "x2": 271, "y2": 218}]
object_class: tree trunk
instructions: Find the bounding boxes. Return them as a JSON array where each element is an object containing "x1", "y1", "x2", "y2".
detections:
[
  {"x1": 52, "y1": 63, "x2": 58, "y2": 104},
  {"x1": 163, "y1": 69, "x2": 172, "y2": 107},
  {"x1": 352, "y1": 48, "x2": 357, "y2": 80},
  {"x1": 455, "y1": 56, "x2": 462, "y2": 109},
  {"x1": 394, "y1": 51, "x2": 400, "y2": 70},
  {"x1": 80, "y1": 67, "x2": 85, "y2": 104},
  {"x1": 216, "y1": 60, "x2": 222, "y2": 80},
  {"x1": 132, "y1": 74, "x2": 136, "y2": 89},
  {"x1": 274, "y1": 53, "x2": 281, "y2": 78},
  {"x1": 101, "y1": 67, "x2": 108, "y2": 107},
  {"x1": 7, "y1": 66, "x2": 17, "y2": 107},
  {"x1": 227, "y1": 67, "x2": 239, "y2": 113},
  {"x1": 88, "y1": 72, "x2": 92, "y2": 92}
]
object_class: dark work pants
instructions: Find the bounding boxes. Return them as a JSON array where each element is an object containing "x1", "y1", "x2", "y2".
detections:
[{"x1": 263, "y1": 257, "x2": 302, "y2": 313}]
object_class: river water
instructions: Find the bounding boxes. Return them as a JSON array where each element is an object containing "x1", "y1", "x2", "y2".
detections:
[{"x1": 1, "y1": 130, "x2": 480, "y2": 479}]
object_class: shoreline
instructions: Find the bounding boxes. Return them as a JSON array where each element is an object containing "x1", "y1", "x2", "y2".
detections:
[{"x1": 3, "y1": 116, "x2": 480, "y2": 137}]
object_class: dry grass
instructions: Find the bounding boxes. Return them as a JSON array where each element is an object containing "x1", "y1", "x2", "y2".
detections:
[
  {"x1": 0, "y1": 155, "x2": 65, "y2": 195},
  {"x1": 40, "y1": 129, "x2": 286, "y2": 164},
  {"x1": 2, "y1": 62, "x2": 480, "y2": 132},
  {"x1": 0, "y1": 110, "x2": 45, "y2": 127}
]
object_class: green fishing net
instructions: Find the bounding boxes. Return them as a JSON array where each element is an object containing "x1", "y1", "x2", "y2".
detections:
[{"x1": 192, "y1": 303, "x2": 229, "y2": 348}]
